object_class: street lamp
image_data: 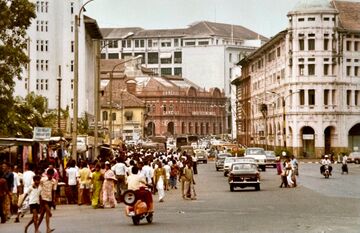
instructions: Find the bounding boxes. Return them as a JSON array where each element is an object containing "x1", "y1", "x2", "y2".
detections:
[
  {"x1": 108, "y1": 55, "x2": 142, "y2": 147},
  {"x1": 72, "y1": 0, "x2": 95, "y2": 159},
  {"x1": 266, "y1": 90, "x2": 299, "y2": 149}
]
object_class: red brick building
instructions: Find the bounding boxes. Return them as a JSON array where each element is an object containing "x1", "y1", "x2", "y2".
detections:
[{"x1": 100, "y1": 59, "x2": 227, "y2": 138}]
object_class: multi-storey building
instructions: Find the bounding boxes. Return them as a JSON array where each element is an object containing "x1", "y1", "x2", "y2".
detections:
[
  {"x1": 233, "y1": 0, "x2": 360, "y2": 158},
  {"x1": 100, "y1": 59, "x2": 227, "y2": 139},
  {"x1": 100, "y1": 21, "x2": 266, "y2": 138},
  {"x1": 14, "y1": 1, "x2": 102, "y2": 121}
]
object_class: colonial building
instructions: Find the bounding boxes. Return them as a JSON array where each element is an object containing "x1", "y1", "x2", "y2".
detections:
[
  {"x1": 100, "y1": 59, "x2": 227, "y2": 139},
  {"x1": 14, "y1": 1, "x2": 102, "y2": 120},
  {"x1": 100, "y1": 21, "x2": 266, "y2": 138},
  {"x1": 233, "y1": 0, "x2": 360, "y2": 158}
]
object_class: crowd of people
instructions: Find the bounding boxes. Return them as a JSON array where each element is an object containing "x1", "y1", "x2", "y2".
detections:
[
  {"x1": 0, "y1": 147, "x2": 198, "y2": 231},
  {"x1": 276, "y1": 155, "x2": 299, "y2": 188}
]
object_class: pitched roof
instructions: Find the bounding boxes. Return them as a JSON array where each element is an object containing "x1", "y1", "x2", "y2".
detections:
[
  {"x1": 100, "y1": 21, "x2": 267, "y2": 41},
  {"x1": 334, "y1": 0, "x2": 360, "y2": 32}
]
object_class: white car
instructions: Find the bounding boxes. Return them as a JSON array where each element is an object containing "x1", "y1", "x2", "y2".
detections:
[
  {"x1": 223, "y1": 157, "x2": 246, "y2": 176},
  {"x1": 244, "y1": 148, "x2": 267, "y2": 171}
]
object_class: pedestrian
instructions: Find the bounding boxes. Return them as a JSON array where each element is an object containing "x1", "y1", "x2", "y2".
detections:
[
  {"x1": 276, "y1": 157, "x2": 282, "y2": 175},
  {"x1": 154, "y1": 161, "x2": 166, "y2": 202},
  {"x1": 111, "y1": 157, "x2": 127, "y2": 202},
  {"x1": 163, "y1": 160, "x2": 171, "y2": 191},
  {"x1": 38, "y1": 168, "x2": 57, "y2": 233},
  {"x1": 102, "y1": 161, "x2": 116, "y2": 208},
  {"x1": 78, "y1": 161, "x2": 91, "y2": 205},
  {"x1": 183, "y1": 162, "x2": 196, "y2": 200},
  {"x1": 65, "y1": 160, "x2": 78, "y2": 204},
  {"x1": 22, "y1": 175, "x2": 41, "y2": 233},
  {"x1": 284, "y1": 158, "x2": 295, "y2": 187},
  {"x1": 11, "y1": 164, "x2": 21, "y2": 215},
  {"x1": 192, "y1": 154, "x2": 198, "y2": 175},
  {"x1": 1, "y1": 162, "x2": 13, "y2": 222},
  {"x1": 342, "y1": 154, "x2": 348, "y2": 174},
  {"x1": 291, "y1": 155, "x2": 299, "y2": 177},
  {"x1": 91, "y1": 164, "x2": 103, "y2": 208},
  {"x1": 0, "y1": 174, "x2": 8, "y2": 224},
  {"x1": 169, "y1": 160, "x2": 179, "y2": 189}
]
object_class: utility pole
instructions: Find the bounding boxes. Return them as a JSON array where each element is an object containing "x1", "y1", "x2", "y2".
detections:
[{"x1": 57, "y1": 65, "x2": 62, "y2": 135}]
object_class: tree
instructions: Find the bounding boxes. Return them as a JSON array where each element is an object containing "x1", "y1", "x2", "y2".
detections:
[
  {"x1": 6, "y1": 92, "x2": 56, "y2": 137},
  {"x1": 0, "y1": 0, "x2": 36, "y2": 135}
]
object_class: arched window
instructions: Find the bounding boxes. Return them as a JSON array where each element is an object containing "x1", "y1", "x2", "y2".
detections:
[
  {"x1": 163, "y1": 104, "x2": 167, "y2": 112},
  {"x1": 102, "y1": 111, "x2": 108, "y2": 121}
]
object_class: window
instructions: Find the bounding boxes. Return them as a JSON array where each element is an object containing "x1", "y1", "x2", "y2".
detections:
[
  {"x1": 148, "y1": 39, "x2": 152, "y2": 47},
  {"x1": 324, "y1": 64, "x2": 329, "y2": 75},
  {"x1": 174, "y1": 67, "x2": 182, "y2": 76},
  {"x1": 324, "y1": 89, "x2": 329, "y2": 105},
  {"x1": 174, "y1": 52, "x2": 182, "y2": 64},
  {"x1": 299, "y1": 64, "x2": 304, "y2": 75},
  {"x1": 229, "y1": 53, "x2": 232, "y2": 62},
  {"x1": 300, "y1": 90, "x2": 305, "y2": 105},
  {"x1": 308, "y1": 89, "x2": 315, "y2": 105},
  {"x1": 148, "y1": 52, "x2": 158, "y2": 64},
  {"x1": 308, "y1": 64, "x2": 315, "y2": 75},
  {"x1": 45, "y1": 40, "x2": 48, "y2": 51},
  {"x1": 122, "y1": 39, "x2": 131, "y2": 48},
  {"x1": 299, "y1": 39, "x2": 304, "y2": 51},
  {"x1": 308, "y1": 39, "x2": 315, "y2": 50},
  {"x1": 355, "y1": 41, "x2": 359, "y2": 51},
  {"x1": 112, "y1": 113, "x2": 116, "y2": 121},
  {"x1": 108, "y1": 53, "x2": 119, "y2": 59},
  {"x1": 346, "y1": 41, "x2": 351, "y2": 51},
  {"x1": 277, "y1": 47, "x2": 281, "y2": 57},
  {"x1": 45, "y1": 21, "x2": 48, "y2": 32},
  {"x1": 135, "y1": 40, "x2": 140, "y2": 48},
  {"x1": 71, "y1": 41, "x2": 74, "y2": 52},
  {"x1": 356, "y1": 91, "x2": 359, "y2": 106},
  {"x1": 102, "y1": 111, "x2": 108, "y2": 121},
  {"x1": 185, "y1": 41, "x2": 195, "y2": 46},
  {"x1": 45, "y1": 79, "x2": 48, "y2": 90},
  {"x1": 161, "y1": 41, "x2": 171, "y2": 47},
  {"x1": 162, "y1": 104, "x2": 167, "y2": 112},
  {"x1": 71, "y1": 79, "x2": 74, "y2": 90},
  {"x1": 174, "y1": 38, "x2": 179, "y2": 47},
  {"x1": 161, "y1": 68, "x2": 172, "y2": 76},
  {"x1": 355, "y1": 67, "x2": 359, "y2": 77},
  {"x1": 71, "y1": 60, "x2": 74, "y2": 72},
  {"x1": 45, "y1": 60, "x2": 48, "y2": 71},
  {"x1": 160, "y1": 57, "x2": 172, "y2": 64},
  {"x1": 347, "y1": 90, "x2": 351, "y2": 105},
  {"x1": 308, "y1": 17, "x2": 315, "y2": 21},
  {"x1": 298, "y1": 18, "x2": 304, "y2": 22},
  {"x1": 324, "y1": 17, "x2": 330, "y2": 21},
  {"x1": 36, "y1": 79, "x2": 39, "y2": 90},
  {"x1": 71, "y1": 2, "x2": 74, "y2": 14},
  {"x1": 198, "y1": 41, "x2": 209, "y2": 45},
  {"x1": 347, "y1": 66, "x2": 351, "y2": 76},
  {"x1": 45, "y1": 2, "x2": 48, "y2": 13},
  {"x1": 324, "y1": 38, "x2": 329, "y2": 50}
]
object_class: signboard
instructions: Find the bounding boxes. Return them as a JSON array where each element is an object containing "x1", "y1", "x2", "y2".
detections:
[
  {"x1": 33, "y1": 127, "x2": 52, "y2": 140},
  {"x1": 302, "y1": 134, "x2": 314, "y2": 140}
]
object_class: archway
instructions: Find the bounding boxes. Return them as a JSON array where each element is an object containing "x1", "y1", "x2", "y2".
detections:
[
  {"x1": 188, "y1": 122, "x2": 192, "y2": 134},
  {"x1": 195, "y1": 122, "x2": 199, "y2": 135},
  {"x1": 348, "y1": 123, "x2": 360, "y2": 151},
  {"x1": 301, "y1": 126, "x2": 315, "y2": 157},
  {"x1": 147, "y1": 122, "x2": 155, "y2": 136},
  {"x1": 206, "y1": 122, "x2": 209, "y2": 135},
  {"x1": 324, "y1": 126, "x2": 335, "y2": 154},
  {"x1": 213, "y1": 122, "x2": 216, "y2": 135},
  {"x1": 181, "y1": 122, "x2": 186, "y2": 134},
  {"x1": 200, "y1": 123, "x2": 204, "y2": 135},
  {"x1": 167, "y1": 122, "x2": 175, "y2": 135}
]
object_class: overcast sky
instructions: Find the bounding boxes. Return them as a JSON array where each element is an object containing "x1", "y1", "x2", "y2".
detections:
[{"x1": 85, "y1": 0, "x2": 300, "y2": 38}]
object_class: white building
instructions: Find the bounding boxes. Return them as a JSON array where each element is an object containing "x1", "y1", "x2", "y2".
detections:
[
  {"x1": 100, "y1": 21, "x2": 266, "y2": 138},
  {"x1": 233, "y1": 0, "x2": 360, "y2": 158},
  {"x1": 14, "y1": 0, "x2": 102, "y2": 119}
]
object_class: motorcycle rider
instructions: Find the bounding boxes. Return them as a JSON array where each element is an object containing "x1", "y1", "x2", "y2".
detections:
[{"x1": 320, "y1": 155, "x2": 332, "y2": 175}]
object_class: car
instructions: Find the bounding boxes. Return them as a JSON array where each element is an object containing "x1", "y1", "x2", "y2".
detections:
[
  {"x1": 347, "y1": 152, "x2": 360, "y2": 164},
  {"x1": 265, "y1": 151, "x2": 277, "y2": 168},
  {"x1": 244, "y1": 147, "x2": 267, "y2": 171},
  {"x1": 215, "y1": 153, "x2": 231, "y2": 171},
  {"x1": 228, "y1": 158, "x2": 260, "y2": 192},
  {"x1": 180, "y1": 145, "x2": 195, "y2": 156},
  {"x1": 194, "y1": 149, "x2": 208, "y2": 164},
  {"x1": 223, "y1": 157, "x2": 245, "y2": 177}
]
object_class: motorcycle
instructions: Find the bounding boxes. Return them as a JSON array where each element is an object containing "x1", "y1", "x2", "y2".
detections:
[
  {"x1": 123, "y1": 187, "x2": 154, "y2": 225},
  {"x1": 323, "y1": 164, "x2": 330, "y2": 179}
]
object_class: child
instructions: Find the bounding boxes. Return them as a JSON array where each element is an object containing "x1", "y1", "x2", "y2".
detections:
[
  {"x1": 38, "y1": 168, "x2": 57, "y2": 233},
  {"x1": 22, "y1": 175, "x2": 41, "y2": 233}
]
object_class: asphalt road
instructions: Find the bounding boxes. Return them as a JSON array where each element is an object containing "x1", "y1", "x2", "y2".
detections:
[{"x1": 1, "y1": 162, "x2": 359, "y2": 233}]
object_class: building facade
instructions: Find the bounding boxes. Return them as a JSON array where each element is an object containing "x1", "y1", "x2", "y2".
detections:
[
  {"x1": 100, "y1": 59, "x2": 227, "y2": 139},
  {"x1": 14, "y1": 0, "x2": 102, "y2": 120},
  {"x1": 233, "y1": 0, "x2": 360, "y2": 158},
  {"x1": 100, "y1": 21, "x2": 266, "y2": 138}
]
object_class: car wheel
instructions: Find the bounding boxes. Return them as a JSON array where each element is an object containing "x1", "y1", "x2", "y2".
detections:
[
  {"x1": 261, "y1": 166, "x2": 266, "y2": 172},
  {"x1": 132, "y1": 216, "x2": 140, "y2": 225},
  {"x1": 255, "y1": 184, "x2": 260, "y2": 191},
  {"x1": 123, "y1": 190, "x2": 137, "y2": 206},
  {"x1": 230, "y1": 185, "x2": 234, "y2": 192},
  {"x1": 273, "y1": 164, "x2": 277, "y2": 168},
  {"x1": 224, "y1": 172, "x2": 228, "y2": 177},
  {"x1": 204, "y1": 160, "x2": 207, "y2": 164},
  {"x1": 146, "y1": 213, "x2": 153, "y2": 223},
  {"x1": 216, "y1": 167, "x2": 219, "y2": 171}
]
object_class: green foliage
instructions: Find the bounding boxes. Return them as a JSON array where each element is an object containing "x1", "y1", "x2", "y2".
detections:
[
  {"x1": 4, "y1": 92, "x2": 56, "y2": 137},
  {"x1": 0, "y1": 0, "x2": 36, "y2": 133},
  {"x1": 274, "y1": 148, "x2": 292, "y2": 157},
  {"x1": 78, "y1": 112, "x2": 90, "y2": 135}
]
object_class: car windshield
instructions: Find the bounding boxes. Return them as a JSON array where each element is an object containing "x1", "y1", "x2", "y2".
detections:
[
  {"x1": 246, "y1": 148, "x2": 265, "y2": 155},
  {"x1": 265, "y1": 151, "x2": 275, "y2": 157},
  {"x1": 218, "y1": 154, "x2": 231, "y2": 158},
  {"x1": 232, "y1": 163, "x2": 257, "y2": 171},
  {"x1": 224, "y1": 157, "x2": 236, "y2": 163}
]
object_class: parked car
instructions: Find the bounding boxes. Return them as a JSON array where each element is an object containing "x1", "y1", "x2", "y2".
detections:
[
  {"x1": 265, "y1": 151, "x2": 277, "y2": 168},
  {"x1": 347, "y1": 152, "x2": 360, "y2": 164},
  {"x1": 228, "y1": 158, "x2": 260, "y2": 192},
  {"x1": 194, "y1": 149, "x2": 208, "y2": 164},
  {"x1": 244, "y1": 147, "x2": 267, "y2": 171},
  {"x1": 215, "y1": 153, "x2": 231, "y2": 171}
]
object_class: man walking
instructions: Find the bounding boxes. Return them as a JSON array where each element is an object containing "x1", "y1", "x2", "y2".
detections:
[{"x1": 111, "y1": 157, "x2": 127, "y2": 202}]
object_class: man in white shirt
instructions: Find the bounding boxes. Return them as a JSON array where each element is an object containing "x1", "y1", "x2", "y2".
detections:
[
  {"x1": 111, "y1": 157, "x2": 127, "y2": 201},
  {"x1": 127, "y1": 167, "x2": 146, "y2": 191},
  {"x1": 320, "y1": 155, "x2": 332, "y2": 175},
  {"x1": 163, "y1": 161, "x2": 171, "y2": 191},
  {"x1": 66, "y1": 160, "x2": 78, "y2": 204}
]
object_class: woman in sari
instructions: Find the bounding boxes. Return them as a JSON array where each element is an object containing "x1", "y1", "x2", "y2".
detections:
[
  {"x1": 91, "y1": 164, "x2": 103, "y2": 208},
  {"x1": 102, "y1": 162, "x2": 116, "y2": 208},
  {"x1": 154, "y1": 161, "x2": 166, "y2": 202}
]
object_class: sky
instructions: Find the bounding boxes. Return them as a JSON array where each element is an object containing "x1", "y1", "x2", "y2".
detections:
[{"x1": 85, "y1": 0, "x2": 300, "y2": 38}]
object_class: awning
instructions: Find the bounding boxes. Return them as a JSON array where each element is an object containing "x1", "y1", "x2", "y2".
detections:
[
  {"x1": 160, "y1": 53, "x2": 172, "y2": 59},
  {"x1": 124, "y1": 111, "x2": 133, "y2": 117}
]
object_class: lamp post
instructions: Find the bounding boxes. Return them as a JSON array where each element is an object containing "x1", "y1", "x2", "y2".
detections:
[
  {"x1": 72, "y1": 0, "x2": 95, "y2": 159},
  {"x1": 108, "y1": 55, "x2": 142, "y2": 147},
  {"x1": 266, "y1": 90, "x2": 299, "y2": 149}
]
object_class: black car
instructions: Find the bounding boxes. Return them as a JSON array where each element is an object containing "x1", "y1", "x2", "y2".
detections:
[{"x1": 228, "y1": 159, "x2": 260, "y2": 191}]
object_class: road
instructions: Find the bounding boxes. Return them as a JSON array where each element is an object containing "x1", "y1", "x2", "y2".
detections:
[{"x1": 1, "y1": 162, "x2": 359, "y2": 233}]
